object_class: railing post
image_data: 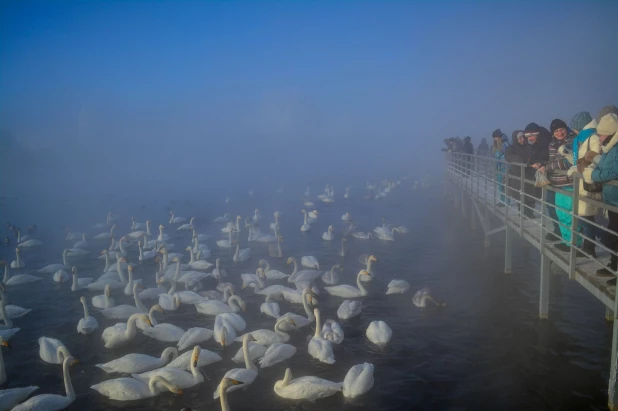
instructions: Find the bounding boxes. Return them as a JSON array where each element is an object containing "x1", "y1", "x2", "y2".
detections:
[
  {"x1": 540, "y1": 186, "x2": 547, "y2": 254},
  {"x1": 539, "y1": 247, "x2": 550, "y2": 319},
  {"x1": 484, "y1": 163, "x2": 491, "y2": 248},
  {"x1": 608, "y1": 292, "x2": 618, "y2": 410},
  {"x1": 520, "y1": 165, "x2": 525, "y2": 236},
  {"x1": 569, "y1": 177, "x2": 580, "y2": 280},
  {"x1": 505, "y1": 225, "x2": 513, "y2": 274}
]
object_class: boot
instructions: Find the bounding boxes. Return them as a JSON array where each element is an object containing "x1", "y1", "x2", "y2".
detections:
[
  {"x1": 582, "y1": 240, "x2": 597, "y2": 258},
  {"x1": 597, "y1": 256, "x2": 617, "y2": 277}
]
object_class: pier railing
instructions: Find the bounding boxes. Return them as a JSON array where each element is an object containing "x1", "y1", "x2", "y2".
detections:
[{"x1": 444, "y1": 151, "x2": 618, "y2": 410}]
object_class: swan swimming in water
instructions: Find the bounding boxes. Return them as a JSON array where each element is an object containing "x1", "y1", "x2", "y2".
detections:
[
  {"x1": 91, "y1": 374, "x2": 182, "y2": 401},
  {"x1": 337, "y1": 299, "x2": 363, "y2": 320},
  {"x1": 1, "y1": 261, "x2": 41, "y2": 286},
  {"x1": 92, "y1": 284, "x2": 115, "y2": 309},
  {"x1": 366, "y1": 320, "x2": 392, "y2": 345},
  {"x1": 322, "y1": 225, "x2": 335, "y2": 241},
  {"x1": 300, "y1": 209, "x2": 311, "y2": 232},
  {"x1": 324, "y1": 270, "x2": 371, "y2": 298},
  {"x1": 308, "y1": 308, "x2": 335, "y2": 364},
  {"x1": 71, "y1": 266, "x2": 93, "y2": 291},
  {"x1": 38, "y1": 337, "x2": 72, "y2": 364},
  {"x1": 258, "y1": 259, "x2": 288, "y2": 280},
  {"x1": 386, "y1": 279, "x2": 410, "y2": 295},
  {"x1": 412, "y1": 288, "x2": 447, "y2": 307},
  {"x1": 177, "y1": 327, "x2": 214, "y2": 351},
  {"x1": 235, "y1": 317, "x2": 295, "y2": 346},
  {"x1": 96, "y1": 347, "x2": 179, "y2": 374},
  {"x1": 132, "y1": 345, "x2": 203, "y2": 391},
  {"x1": 233, "y1": 242, "x2": 251, "y2": 263},
  {"x1": 351, "y1": 231, "x2": 373, "y2": 240},
  {"x1": 259, "y1": 343, "x2": 296, "y2": 368},
  {"x1": 274, "y1": 368, "x2": 342, "y2": 401},
  {"x1": 10, "y1": 248, "x2": 24, "y2": 269},
  {"x1": 321, "y1": 319, "x2": 344, "y2": 344},
  {"x1": 342, "y1": 363, "x2": 375, "y2": 398},
  {"x1": 102, "y1": 313, "x2": 151, "y2": 349},
  {"x1": 77, "y1": 296, "x2": 99, "y2": 335},
  {"x1": 301, "y1": 256, "x2": 319, "y2": 270},
  {"x1": 38, "y1": 249, "x2": 70, "y2": 273},
  {"x1": 213, "y1": 334, "x2": 259, "y2": 399}
]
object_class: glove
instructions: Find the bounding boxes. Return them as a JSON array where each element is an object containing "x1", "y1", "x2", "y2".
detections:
[
  {"x1": 567, "y1": 166, "x2": 577, "y2": 177},
  {"x1": 582, "y1": 167, "x2": 594, "y2": 184}
]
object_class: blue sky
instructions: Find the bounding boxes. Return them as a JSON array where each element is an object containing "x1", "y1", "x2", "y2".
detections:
[{"x1": 1, "y1": 1, "x2": 617, "y2": 179}]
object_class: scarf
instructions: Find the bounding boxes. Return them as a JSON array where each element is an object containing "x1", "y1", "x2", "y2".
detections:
[{"x1": 572, "y1": 128, "x2": 597, "y2": 164}]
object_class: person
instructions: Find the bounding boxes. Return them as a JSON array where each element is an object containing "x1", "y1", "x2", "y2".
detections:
[
  {"x1": 525, "y1": 123, "x2": 551, "y2": 230},
  {"x1": 583, "y1": 113, "x2": 618, "y2": 279},
  {"x1": 597, "y1": 105, "x2": 618, "y2": 122},
  {"x1": 567, "y1": 111, "x2": 601, "y2": 257},
  {"x1": 463, "y1": 136, "x2": 474, "y2": 176},
  {"x1": 491, "y1": 129, "x2": 509, "y2": 206},
  {"x1": 477, "y1": 138, "x2": 490, "y2": 156},
  {"x1": 505, "y1": 130, "x2": 534, "y2": 217}
]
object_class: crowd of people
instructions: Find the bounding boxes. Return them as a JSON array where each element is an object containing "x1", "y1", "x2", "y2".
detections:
[{"x1": 444, "y1": 105, "x2": 618, "y2": 282}]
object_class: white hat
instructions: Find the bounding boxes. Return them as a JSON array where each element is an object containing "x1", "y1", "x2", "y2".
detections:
[{"x1": 597, "y1": 113, "x2": 618, "y2": 136}]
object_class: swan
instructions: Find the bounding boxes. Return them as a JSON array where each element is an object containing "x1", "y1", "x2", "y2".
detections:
[
  {"x1": 252, "y1": 209, "x2": 261, "y2": 222},
  {"x1": 73, "y1": 233, "x2": 88, "y2": 249},
  {"x1": 301, "y1": 256, "x2": 319, "y2": 270},
  {"x1": 77, "y1": 297, "x2": 98, "y2": 335},
  {"x1": 38, "y1": 249, "x2": 70, "y2": 273},
  {"x1": 366, "y1": 321, "x2": 392, "y2": 345},
  {"x1": 321, "y1": 319, "x2": 344, "y2": 344},
  {"x1": 233, "y1": 243, "x2": 250, "y2": 263},
  {"x1": 322, "y1": 225, "x2": 335, "y2": 241},
  {"x1": 217, "y1": 378, "x2": 245, "y2": 411},
  {"x1": 344, "y1": 187, "x2": 350, "y2": 199},
  {"x1": 337, "y1": 300, "x2": 363, "y2": 320},
  {"x1": 259, "y1": 343, "x2": 296, "y2": 368},
  {"x1": 270, "y1": 233, "x2": 284, "y2": 258},
  {"x1": 373, "y1": 226, "x2": 401, "y2": 241},
  {"x1": 235, "y1": 317, "x2": 295, "y2": 346},
  {"x1": 0, "y1": 301, "x2": 20, "y2": 341},
  {"x1": 52, "y1": 269, "x2": 69, "y2": 283},
  {"x1": 321, "y1": 264, "x2": 342, "y2": 285},
  {"x1": 92, "y1": 284, "x2": 115, "y2": 309},
  {"x1": 241, "y1": 268, "x2": 266, "y2": 291},
  {"x1": 12, "y1": 356, "x2": 78, "y2": 411},
  {"x1": 300, "y1": 209, "x2": 311, "y2": 232},
  {"x1": 91, "y1": 375, "x2": 182, "y2": 401},
  {"x1": 269, "y1": 211, "x2": 281, "y2": 232},
  {"x1": 169, "y1": 212, "x2": 187, "y2": 224},
  {"x1": 286, "y1": 257, "x2": 321, "y2": 284},
  {"x1": 212, "y1": 257, "x2": 227, "y2": 281},
  {"x1": 248, "y1": 226, "x2": 276, "y2": 243},
  {"x1": 339, "y1": 236, "x2": 348, "y2": 257},
  {"x1": 304, "y1": 185, "x2": 311, "y2": 197},
  {"x1": 131, "y1": 217, "x2": 146, "y2": 231},
  {"x1": 136, "y1": 304, "x2": 163, "y2": 331},
  {"x1": 260, "y1": 295, "x2": 280, "y2": 319},
  {"x1": 341, "y1": 212, "x2": 352, "y2": 221},
  {"x1": 186, "y1": 247, "x2": 213, "y2": 270},
  {"x1": 195, "y1": 295, "x2": 246, "y2": 315},
  {"x1": 412, "y1": 288, "x2": 446, "y2": 307},
  {"x1": 213, "y1": 334, "x2": 258, "y2": 399},
  {"x1": 65, "y1": 229, "x2": 83, "y2": 241},
  {"x1": 324, "y1": 270, "x2": 371, "y2": 298},
  {"x1": 87, "y1": 257, "x2": 127, "y2": 291},
  {"x1": 214, "y1": 322, "x2": 234, "y2": 347},
  {"x1": 351, "y1": 231, "x2": 373, "y2": 240},
  {"x1": 158, "y1": 292, "x2": 181, "y2": 312},
  {"x1": 1, "y1": 261, "x2": 41, "y2": 286},
  {"x1": 216, "y1": 313, "x2": 246, "y2": 333},
  {"x1": 66, "y1": 248, "x2": 89, "y2": 257},
  {"x1": 96, "y1": 347, "x2": 179, "y2": 375},
  {"x1": 138, "y1": 270, "x2": 165, "y2": 301},
  {"x1": 0, "y1": 383, "x2": 38, "y2": 411},
  {"x1": 155, "y1": 225, "x2": 168, "y2": 243},
  {"x1": 217, "y1": 230, "x2": 234, "y2": 248},
  {"x1": 279, "y1": 287, "x2": 316, "y2": 328},
  {"x1": 274, "y1": 368, "x2": 342, "y2": 401},
  {"x1": 142, "y1": 311, "x2": 186, "y2": 343},
  {"x1": 231, "y1": 342, "x2": 267, "y2": 364},
  {"x1": 101, "y1": 283, "x2": 147, "y2": 320},
  {"x1": 10, "y1": 248, "x2": 24, "y2": 269},
  {"x1": 192, "y1": 229, "x2": 211, "y2": 242},
  {"x1": 123, "y1": 265, "x2": 143, "y2": 296},
  {"x1": 70, "y1": 267, "x2": 92, "y2": 291},
  {"x1": 177, "y1": 217, "x2": 196, "y2": 231},
  {"x1": 213, "y1": 213, "x2": 231, "y2": 223},
  {"x1": 167, "y1": 347, "x2": 222, "y2": 370},
  {"x1": 307, "y1": 210, "x2": 319, "y2": 223},
  {"x1": 138, "y1": 239, "x2": 156, "y2": 261},
  {"x1": 102, "y1": 313, "x2": 151, "y2": 349},
  {"x1": 177, "y1": 327, "x2": 213, "y2": 351},
  {"x1": 342, "y1": 363, "x2": 374, "y2": 398},
  {"x1": 132, "y1": 346, "x2": 203, "y2": 391},
  {"x1": 386, "y1": 279, "x2": 410, "y2": 295},
  {"x1": 191, "y1": 234, "x2": 209, "y2": 255},
  {"x1": 258, "y1": 259, "x2": 288, "y2": 280},
  {"x1": 38, "y1": 337, "x2": 71, "y2": 364},
  {"x1": 17, "y1": 238, "x2": 42, "y2": 247},
  {"x1": 308, "y1": 308, "x2": 334, "y2": 364},
  {"x1": 94, "y1": 224, "x2": 115, "y2": 241}
]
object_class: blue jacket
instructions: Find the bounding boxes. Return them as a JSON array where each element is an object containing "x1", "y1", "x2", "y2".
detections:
[{"x1": 591, "y1": 133, "x2": 618, "y2": 206}]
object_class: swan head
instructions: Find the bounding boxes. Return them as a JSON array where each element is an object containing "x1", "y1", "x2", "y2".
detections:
[
  {"x1": 152, "y1": 304, "x2": 164, "y2": 313},
  {"x1": 191, "y1": 345, "x2": 201, "y2": 368},
  {"x1": 369, "y1": 255, "x2": 378, "y2": 263},
  {"x1": 171, "y1": 257, "x2": 180, "y2": 263},
  {"x1": 286, "y1": 257, "x2": 295, "y2": 265},
  {"x1": 159, "y1": 225, "x2": 165, "y2": 229},
  {"x1": 359, "y1": 269, "x2": 371, "y2": 277},
  {"x1": 221, "y1": 377, "x2": 244, "y2": 390},
  {"x1": 100, "y1": 249, "x2": 108, "y2": 255},
  {"x1": 128, "y1": 265, "x2": 134, "y2": 273},
  {"x1": 15, "y1": 247, "x2": 20, "y2": 254},
  {"x1": 120, "y1": 257, "x2": 128, "y2": 263},
  {"x1": 236, "y1": 215, "x2": 242, "y2": 220},
  {"x1": 140, "y1": 314, "x2": 152, "y2": 327},
  {"x1": 71, "y1": 266, "x2": 77, "y2": 275},
  {"x1": 0, "y1": 338, "x2": 11, "y2": 349},
  {"x1": 185, "y1": 246, "x2": 192, "y2": 252},
  {"x1": 220, "y1": 326, "x2": 228, "y2": 347},
  {"x1": 256, "y1": 268, "x2": 266, "y2": 279},
  {"x1": 79, "y1": 296, "x2": 86, "y2": 304},
  {"x1": 244, "y1": 333, "x2": 256, "y2": 343}
]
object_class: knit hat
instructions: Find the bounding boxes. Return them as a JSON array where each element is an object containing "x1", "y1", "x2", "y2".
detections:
[
  {"x1": 492, "y1": 128, "x2": 502, "y2": 138},
  {"x1": 524, "y1": 123, "x2": 541, "y2": 134},
  {"x1": 569, "y1": 111, "x2": 592, "y2": 131},
  {"x1": 550, "y1": 119, "x2": 568, "y2": 133},
  {"x1": 597, "y1": 113, "x2": 618, "y2": 136},
  {"x1": 464, "y1": 136, "x2": 471, "y2": 141},
  {"x1": 597, "y1": 105, "x2": 618, "y2": 123}
]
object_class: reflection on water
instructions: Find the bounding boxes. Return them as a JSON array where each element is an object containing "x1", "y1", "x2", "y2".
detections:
[{"x1": 0, "y1": 183, "x2": 612, "y2": 410}]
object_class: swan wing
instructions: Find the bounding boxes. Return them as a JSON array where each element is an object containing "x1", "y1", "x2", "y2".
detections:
[
  {"x1": 259, "y1": 343, "x2": 296, "y2": 368},
  {"x1": 177, "y1": 327, "x2": 213, "y2": 351},
  {"x1": 343, "y1": 363, "x2": 375, "y2": 398}
]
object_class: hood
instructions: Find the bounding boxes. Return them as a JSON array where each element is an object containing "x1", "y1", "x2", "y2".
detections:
[
  {"x1": 511, "y1": 130, "x2": 524, "y2": 145},
  {"x1": 583, "y1": 119, "x2": 598, "y2": 131},
  {"x1": 603, "y1": 129, "x2": 618, "y2": 153}
]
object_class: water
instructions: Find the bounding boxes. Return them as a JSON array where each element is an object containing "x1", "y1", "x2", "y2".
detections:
[{"x1": 0, "y1": 181, "x2": 612, "y2": 410}]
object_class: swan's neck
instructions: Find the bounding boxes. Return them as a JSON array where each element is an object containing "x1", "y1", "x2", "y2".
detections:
[
  {"x1": 57, "y1": 346, "x2": 70, "y2": 364},
  {"x1": 146, "y1": 221, "x2": 151, "y2": 236},
  {"x1": 188, "y1": 249, "x2": 195, "y2": 264},
  {"x1": 228, "y1": 295, "x2": 240, "y2": 311},
  {"x1": 104, "y1": 291, "x2": 113, "y2": 308},
  {"x1": 63, "y1": 251, "x2": 68, "y2": 266},
  {"x1": 173, "y1": 260, "x2": 181, "y2": 280},
  {"x1": 82, "y1": 299, "x2": 90, "y2": 319},
  {"x1": 169, "y1": 214, "x2": 174, "y2": 224},
  {"x1": 302, "y1": 290, "x2": 314, "y2": 321},
  {"x1": 357, "y1": 272, "x2": 368, "y2": 296},
  {"x1": 291, "y1": 259, "x2": 298, "y2": 276},
  {"x1": 3, "y1": 265, "x2": 9, "y2": 283},
  {"x1": 340, "y1": 239, "x2": 345, "y2": 255},
  {"x1": 149, "y1": 375, "x2": 170, "y2": 395},
  {"x1": 314, "y1": 309, "x2": 322, "y2": 337},
  {"x1": 162, "y1": 252, "x2": 169, "y2": 271},
  {"x1": 303, "y1": 212, "x2": 308, "y2": 225},
  {"x1": 125, "y1": 315, "x2": 139, "y2": 339},
  {"x1": 119, "y1": 240, "x2": 127, "y2": 255},
  {"x1": 0, "y1": 303, "x2": 12, "y2": 328},
  {"x1": 242, "y1": 337, "x2": 257, "y2": 371},
  {"x1": 71, "y1": 273, "x2": 78, "y2": 291},
  {"x1": 15, "y1": 251, "x2": 21, "y2": 266},
  {"x1": 0, "y1": 342, "x2": 5, "y2": 385},
  {"x1": 134, "y1": 288, "x2": 147, "y2": 312},
  {"x1": 148, "y1": 306, "x2": 159, "y2": 325},
  {"x1": 366, "y1": 259, "x2": 373, "y2": 273},
  {"x1": 234, "y1": 244, "x2": 239, "y2": 258},
  {"x1": 118, "y1": 264, "x2": 127, "y2": 284},
  {"x1": 138, "y1": 243, "x2": 144, "y2": 258},
  {"x1": 236, "y1": 219, "x2": 241, "y2": 232},
  {"x1": 62, "y1": 358, "x2": 76, "y2": 400},
  {"x1": 169, "y1": 278, "x2": 177, "y2": 294},
  {"x1": 103, "y1": 253, "x2": 110, "y2": 272},
  {"x1": 159, "y1": 227, "x2": 164, "y2": 239},
  {"x1": 220, "y1": 381, "x2": 231, "y2": 411},
  {"x1": 223, "y1": 287, "x2": 232, "y2": 301}
]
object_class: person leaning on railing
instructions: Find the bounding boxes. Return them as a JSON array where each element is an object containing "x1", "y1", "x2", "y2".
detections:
[
  {"x1": 505, "y1": 130, "x2": 534, "y2": 217},
  {"x1": 525, "y1": 123, "x2": 553, "y2": 236},
  {"x1": 582, "y1": 113, "x2": 618, "y2": 278},
  {"x1": 491, "y1": 129, "x2": 510, "y2": 206}
]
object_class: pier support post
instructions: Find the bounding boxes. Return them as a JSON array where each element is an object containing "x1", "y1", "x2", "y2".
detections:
[
  {"x1": 504, "y1": 226, "x2": 513, "y2": 274},
  {"x1": 539, "y1": 251, "x2": 550, "y2": 319},
  {"x1": 607, "y1": 307, "x2": 614, "y2": 323},
  {"x1": 608, "y1": 294, "x2": 618, "y2": 410}
]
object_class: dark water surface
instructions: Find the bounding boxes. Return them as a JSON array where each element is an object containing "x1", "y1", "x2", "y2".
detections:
[{"x1": 0, "y1": 182, "x2": 612, "y2": 411}]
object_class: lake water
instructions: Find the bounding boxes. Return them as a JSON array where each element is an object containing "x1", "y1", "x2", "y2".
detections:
[{"x1": 0, "y1": 180, "x2": 612, "y2": 410}]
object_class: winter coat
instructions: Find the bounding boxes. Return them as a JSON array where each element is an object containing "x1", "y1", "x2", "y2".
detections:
[
  {"x1": 463, "y1": 139, "x2": 474, "y2": 155},
  {"x1": 477, "y1": 139, "x2": 489, "y2": 156},
  {"x1": 574, "y1": 120, "x2": 602, "y2": 216},
  {"x1": 492, "y1": 134, "x2": 509, "y2": 172},
  {"x1": 591, "y1": 129, "x2": 618, "y2": 207},
  {"x1": 544, "y1": 130, "x2": 576, "y2": 187},
  {"x1": 505, "y1": 130, "x2": 532, "y2": 175}
]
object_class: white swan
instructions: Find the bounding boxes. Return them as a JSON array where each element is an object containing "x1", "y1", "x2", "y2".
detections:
[
  {"x1": 1, "y1": 261, "x2": 41, "y2": 286},
  {"x1": 66, "y1": 247, "x2": 89, "y2": 257},
  {"x1": 231, "y1": 341, "x2": 267, "y2": 364},
  {"x1": 217, "y1": 230, "x2": 234, "y2": 248},
  {"x1": 386, "y1": 279, "x2": 410, "y2": 295},
  {"x1": 274, "y1": 368, "x2": 342, "y2": 401},
  {"x1": 12, "y1": 356, "x2": 78, "y2": 411},
  {"x1": 167, "y1": 347, "x2": 222, "y2": 370},
  {"x1": 342, "y1": 363, "x2": 374, "y2": 398},
  {"x1": 351, "y1": 231, "x2": 373, "y2": 240},
  {"x1": 337, "y1": 300, "x2": 363, "y2": 320},
  {"x1": 87, "y1": 257, "x2": 127, "y2": 291},
  {"x1": 177, "y1": 217, "x2": 196, "y2": 231},
  {"x1": 286, "y1": 257, "x2": 321, "y2": 284},
  {"x1": 308, "y1": 308, "x2": 334, "y2": 364},
  {"x1": 366, "y1": 321, "x2": 392, "y2": 345},
  {"x1": 195, "y1": 295, "x2": 246, "y2": 315},
  {"x1": 301, "y1": 256, "x2": 319, "y2": 269},
  {"x1": 132, "y1": 346, "x2": 203, "y2": 391},
  {"x1": 92, "y1": 284, "x2": 115, "y2": 309},
  {"x1": 412, "y1": 288, "x2": 446, "y2": 307},
  {"x1": 96, "y1": 347, "x2": 179, "y2": 374},
  {"x1": 213, "y1": 334, "x2": 258, "y2": 399},
  {"x1": 73, "y1": 233, "x2": 88, "y2": 249},
  {"x1": 157, "y1": 225, "x2": 169, "y2": 242},
  {"x1": 0, "y1": 303, "x2": 20, "y2": 340},
  {"x1": 233, "y1": 243, "x2": 250, "y2": 263},
  {"x1": 94, "y1": 224, "x2": 115, "y2": 241},
  {"x1": 102, "y1": 313, "x2": 151, "y2": 349},
  {"x1": 258, "y1": 259, "x2": 288, "y2": 280},
  {"x1": 322, "y1": 225, "x2": 335, "y2": 241},
  {"x1": 131, "y1": 217, "x2": 146, "y2": 231},
  {"x1": 158, "y1": 292, "x2": 181, "y2": 312},
  {"x1": 77, "y1": 297, "x2": 98, "y2": 335},
  {"x1": 212, "y1": 257, "x2": 227, "y2": 281},
  {"x1": 259, "y1": 343, "x2": 296, "y2": 368},
  {"x1": 217, "y1": 377, "x2": 245, "y2": 411},
  {"x1": 101, "y1": 283, "x2": 147, "y2": 320},
  {"x1": 235, "y1": 317, "x2": 295, "y2": 346},
  {"x1": 177, "y1": 327, "x2": 213, "y2": 351},
  {"x1": 321, "y1": 264, "x2": 342, "y2": 285},
  {"x1": 16, "y1": 237, "x2": 42, "y2": 247},
  {"x1": 260, "y1": 295, "x2": 280, "y2": 319},
  {"x1": 136, "y1": 304, "x2": 163, "y2": 331},
  {"x1": 186, "y1": 247, "x2": 213, "y2": 270},
  {"x1": 53, "y1": 269, "x2": 69, "y2": 283},
  {"x1": 10, "y1": 248, "x2": 24, "y2": 269},
  {"x1": 341, "y1": 212, "x2": 352, "y2": 221},
  {"x1": 168, "y1": 212, "x2": 187, "y2": 224},
  {"x1": 38, "y1": 249, "x2": 70, "y2": 273},
  {"x1": 279, "y1": 287, "x2": 316, "y2": 328},
  {"x1": 324, "y1": 270, "x2": 371, "y2": 298},
  {"x1": 373, "y1": 226, "x2": 401, "y2": 241},
  {"x1": 38, "y1": 337, "x2": 71, "y2": 364},
  {"x1": 300, "y1": 209, "x2": 311, "y2": 232},
  {"x1": 142, "y1": 312, "x2": 186, "y2": 343},
  {"x1": 91, "y1": 375, "x2": 182, "y2": 401},
  {"x1": 138, "y1": 239, "x2": 156, "y2": 261},
  {"x1": 0, "y1": 381, "x2": 38, "y2": 411},
  {"x1": 321, "y1": 319, "x2": 344, "y2": 344},
  {"x1": 344, "y1": 187, "x2": 350, "y2": 199},
  {"x1": 71, "y1": 267, "x2": 92, "y2": 291},
  {"x1": 307, "y1": 210, "x2": 319, "y2": 223},
  {"x1": 213, "y1": 213, "x2": 231, "y2": 223}
]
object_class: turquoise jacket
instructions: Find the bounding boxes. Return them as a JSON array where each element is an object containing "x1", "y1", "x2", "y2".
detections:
[{"x1": 591, "y1": 132, "x2": 618, "y2": 207}]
